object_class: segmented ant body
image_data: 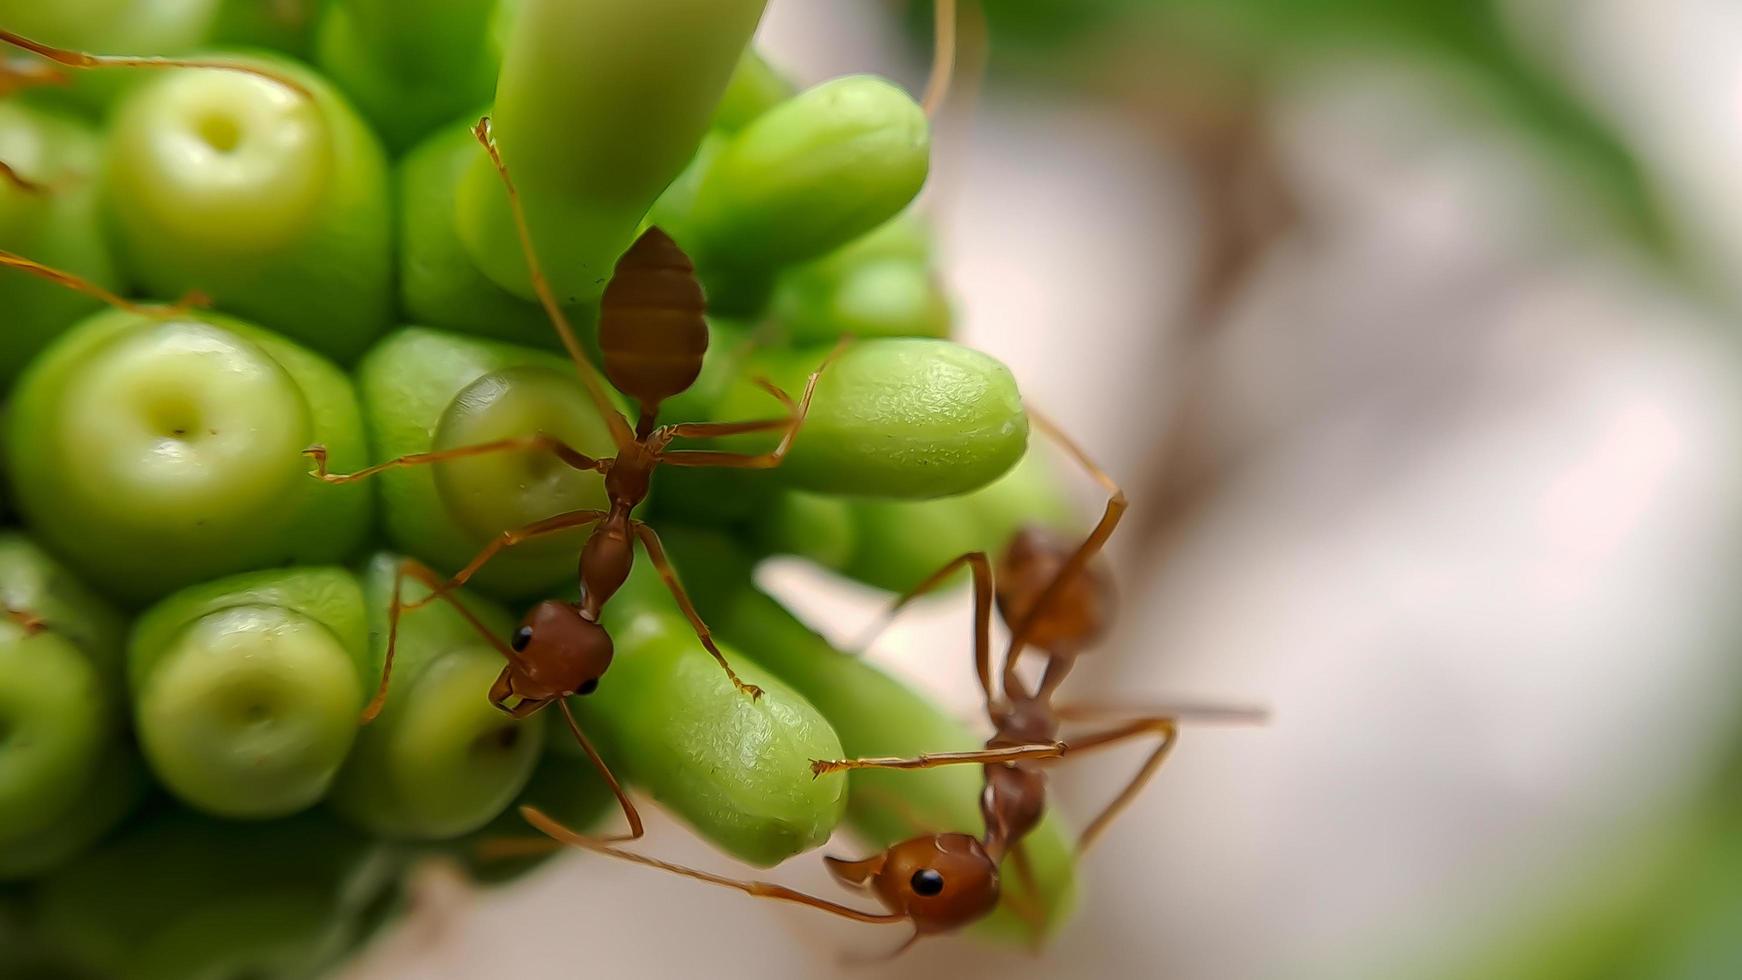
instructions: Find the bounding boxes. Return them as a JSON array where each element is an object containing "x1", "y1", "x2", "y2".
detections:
[
  {"x1": 304, "y1": 119, "x2": 839, "y2": 843},
  {"x1": 515, "y1": 413, "x2": 1259, "y2": 956}
]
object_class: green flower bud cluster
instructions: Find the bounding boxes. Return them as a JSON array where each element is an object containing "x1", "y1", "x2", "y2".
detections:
[{"x1": 0, "y1": 3, "x2": 1085, "y2": 974}]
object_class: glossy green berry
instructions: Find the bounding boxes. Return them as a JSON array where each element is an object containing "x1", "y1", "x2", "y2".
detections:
[
  {"x1": 129, "y1": 568, "x2": 370, "y2": 818},
  {"x1": 316, "y1": 0, "x2": 499, "y2": 152},
  {"x1": 104, "y1": 55, "x2": 393, "y2": 361},
  {"x1": 5, "y1": 309, "x2": 371, "y2": 603},
  {"x1": 354, "y1": 327, "x2": 620, "y2": 599},
  {"x1": 329, "y1": 554, "x2": 544, "y2": 840}
]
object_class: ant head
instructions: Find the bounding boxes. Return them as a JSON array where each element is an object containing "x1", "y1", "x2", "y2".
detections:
[
  {"x1": 826, "y1": 833, "x2": 1001, "y2": 933},
  {"x1": 509, "y1": 601, "x2": 613, "y2": 698}
]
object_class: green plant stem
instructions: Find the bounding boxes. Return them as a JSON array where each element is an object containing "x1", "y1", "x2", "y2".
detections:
[{"x1": 455, "y1": 0, "x2": 767, "y2": 302}]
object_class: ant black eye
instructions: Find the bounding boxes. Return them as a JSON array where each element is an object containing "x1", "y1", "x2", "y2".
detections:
[
  {"x1": 511, "y1": 626, "x2": 533, "y2": 652},
  {"x1": 577, "y1": 678, "x2": 599, "y2": 696},
  {"x1": 909, "y1": 868, "x2": 944, "y2": 897}
]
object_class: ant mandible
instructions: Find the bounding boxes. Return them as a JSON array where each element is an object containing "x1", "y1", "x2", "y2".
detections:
[
  {"x1": 303, "y1": 118, "x2": 841, "y2": 842},
  {"x1": 509, "y1": 412, "x2": 1261, "y2": 956}
]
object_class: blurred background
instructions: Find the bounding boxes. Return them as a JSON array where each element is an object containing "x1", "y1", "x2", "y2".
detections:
[{"x1": 346, "y1": 1, "x2": 1742, "y2": 977}]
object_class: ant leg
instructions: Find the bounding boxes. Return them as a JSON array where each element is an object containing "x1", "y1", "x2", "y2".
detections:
[
  {"x1": 843, "y1": 931, "x2": 924, "y2": 966},
  {"x1": 808, "y1": 742, "x2": 1065, "y2": 779},
  {"x1": 1003, "y1": 843, "x2": 1051, "y2": 946},
  {"x1": 629, "y1": 522, "x2": 762, "y2": 699},
  {"x1": 656, "y1": 417, "x2": 794, "y2": 441},
  {"x1": 473, "y1": 700, "x2": 642, "y2": 856},
  {"x1": 847, "y1": 551, "x2": 998, "y2": 712},
  {"x1": 303, "y1": 433, "x2": 606, "y2": 485},
  {"x1": 506, "y1": 805, "x2": 908, "y2": 925},
  {"x1": 1032, "y1": 652, "x2": 1079, "y2": 702},
  {"x1": 1055, "y1": 702, "x2": 1269, "y2": 725},
  {"x1": 0, "y1": 28, "x2": 313, "y2": 98},
  {"x1": 0, "y1": 59, "x2": 67, "y2": 98},
  {"x1": 400, "y1": 509, "x2": 608, "y2": 612},
  {"x1": 3, "y1": 608, "x2": 44, "y2": 634},
  {"x1": 1, "y1": 250, "x2": 204, "y2": 317},
  {"x1": 657, "y1": 338, "x2": 849, "y2": 469},
  {"x1": 472, "y1": 118, "x2": 636, "y2": 451},
  {"x1": 920, "y1": 0, "x2": 957, "y2": 117},
  {"x1": 1050, "y1": 716, "x2": 1180, "y2": 856},
  {"x1": 1003, "y1": 407, "x2": 1127, "y2": 663},
  {"x1": 554, "y1": 699, "x2": 643, "y2": 843},
  {"x1": 362, "y1": 559, "x2": 521, "y2": 724},
  {"x1": 1, "y1": 161, "x2": 49, "y2": 194}
]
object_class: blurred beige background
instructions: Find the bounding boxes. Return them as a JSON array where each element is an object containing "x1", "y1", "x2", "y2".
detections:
[{"x1": 346, "y1": 1, "x2": 1742, "y2": 977}]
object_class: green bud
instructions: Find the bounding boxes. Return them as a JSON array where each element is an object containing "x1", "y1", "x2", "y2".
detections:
[
  {"x1": 659, "y1": 530, "x2": 1078, "y2": 941},
  {"x1": 330, "y1": 554, "x2": 545, "y2": 840},
  {"x1": 355, "y1": 327, "x2": 621, "y2": 600},
  {"x1": 104, "y1": 55, "x2": 393, "y2": 361},
  {"x1": 316, "y1": 0, "x2": 500, "y2": 152},
  {"x1": 398, "y1": 122, "x2": 576, "y2": 345},
  {"x1": 5, "y1": 309, "x2": 371, "y2": 603},
  {"x1": 711, "y1": 49, "x2": 795, "y2": 133},
  {"x1": 456, "y1": 0, "x2": 768, "y2": 302},
  {"x1": 706, "y1": 338, "x2": 1028, "y2": 498},
  {"x1": 568, "y1": 563, "x2": 848, "y2": 867},
  {"x1": 129, "y1": 567, "x2": 370, "y2": 818},
  {"x1": 688, "y1": 75, "x2": 930, "y2": 273}
]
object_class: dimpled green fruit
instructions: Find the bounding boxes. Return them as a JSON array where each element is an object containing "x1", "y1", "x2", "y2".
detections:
[
  {"x1": 687, "y1": 75, "x2": 930, "y2": 273},
  {"x1": 5, "y1": 309, "x2": 370, "y2": 603},
  {"x1": 104, "y1": 54, "x2": 392, "y2": 361},
  {"x1": 330, "y1": 554, "x2": 545, "y2": 840},
  {"x1": 571, "y1": 563, "x2": 847, "y2": 867},
  {"x1": 316, "y1": 0, "x2": 500, "y2": 151},
  {"x1": 398, "y1": 122, "x2": 575, "y2": 343},
  {"x1": 0, "y1": 0, "x2": 223, "y2": 107},
  {"x1": 0, "y1": 623, "x2": 104, "y2": 841},
  {"x1": 130, "y1": 568, "x2": 369, "y2": 818},
  {"x1": 0, "y1": 536, "x2": 137, "y2": 877},
  {"x1": 0, "y1": 104, "x2": 120, "y2": 389},
  {"x1": 456, "y1": 0, "x2": 768, "y2": 302},
  {"x1": 355, "y1": 327, "x2": 621, "y2": 599},
  {"x1": 0, "y1": 740, "x2": 149, "y2": 881},
  {"x1": 707, "y1": 338, "x2": 1028, "y2": 498},
  {"x1": 658, "y1": 530, "x2": 1077, "y2": 941}
]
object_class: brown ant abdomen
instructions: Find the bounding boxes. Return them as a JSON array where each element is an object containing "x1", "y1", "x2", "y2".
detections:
[{"x1": 598, "y1": 226, "x2": 709, "y2": 414}]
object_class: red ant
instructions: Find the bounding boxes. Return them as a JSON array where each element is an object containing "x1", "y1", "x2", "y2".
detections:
[
  {"x1": 302, "y1": 118, "x2": 841, "y2": 843},
  {"x1": 509, "y1": 413, "x2": 1263, "y2": 956},
  {"x1": 2, "y1": 608, "x2": 44, "y2": 634}
]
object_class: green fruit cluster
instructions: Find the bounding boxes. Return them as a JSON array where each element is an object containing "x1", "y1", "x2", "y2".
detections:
[{"x1": 0, "y1": 2, "x2": 1078, "y2": 975}]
